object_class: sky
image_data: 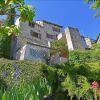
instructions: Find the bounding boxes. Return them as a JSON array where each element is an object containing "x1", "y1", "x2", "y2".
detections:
[
  {"x1": 0, "y1": 0, "x2": 99, "y2": 39},
  {"x1": 25, "y1": 0, "x2": 100, "y2": 40}
]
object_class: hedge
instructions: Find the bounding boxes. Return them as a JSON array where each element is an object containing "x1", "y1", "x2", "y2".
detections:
[{"x1": 0, "y1": 58, "x2": 45, "y2": 87}]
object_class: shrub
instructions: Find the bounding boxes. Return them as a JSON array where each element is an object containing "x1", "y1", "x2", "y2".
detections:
[
  {"x1": 69, "y1": 44, "x2": 100, "y2": 62},
  {"x1": 0, "y1": 58, "x2": 45, "y2": 87},
  {"x1": 42, "y1": 60, "x2": 100, "y2": 99}
]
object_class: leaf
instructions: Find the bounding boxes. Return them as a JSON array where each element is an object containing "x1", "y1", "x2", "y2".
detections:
[
  {"x1": 0, "y1": 0, "x2": 5, "y2": 6},
  {"x1": 6, "y1": 0, "x2": 24, "y2": 5},
  {"x1": 95, "y1": 10, "x2": 100, "y2": 17},
  {"x1": 7, "y1": 32, "x2": 12, "y2": 36},
  {"x1": 2, "y1": 92, "x2": 8, "y2": 100},
  {"x1": 19, "y1": 5, "x2": 35, "y2": 22},
  {"x1": 92, "y1": 0, "x2": 100, "y2": 9}
]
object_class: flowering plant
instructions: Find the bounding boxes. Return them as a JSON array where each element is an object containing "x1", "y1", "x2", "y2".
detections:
[
  {"x1": 91, "y1": 81, "x2": 99, "y2": 89},
  {"x1": 91, "y1": 81, "x2": 99, "y2": 100}
]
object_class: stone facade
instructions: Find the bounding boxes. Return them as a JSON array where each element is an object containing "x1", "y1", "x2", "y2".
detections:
[
  {"x1": 13, "y1": 18, "x2": 99, "y2": 63},
  {"x1": 96, "y1": 34, "x2": 100, "y2": 44},
  {"x1": 14, "y1": 18, "x2": 67, "y2": 64},
  {"x1": 84, "y1": 37, "x2": 93, "y2": 48},
  {"x1": 81, "y1": 36, "x2": 88, "y2": 49},
  {"x1": 57, "y1": 27, "x2": 94, "y2": 51},
  {"x1": 64, "y1": 27, "x2": 85, "y2": 50}
]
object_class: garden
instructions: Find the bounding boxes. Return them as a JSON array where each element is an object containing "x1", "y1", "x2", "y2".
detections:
[
  {"x1": 0, "y1": 44, "x2": 100, "y2": 100},
  {"x1": 0, "y1": 0, "x2": 100, "y2": 100}
]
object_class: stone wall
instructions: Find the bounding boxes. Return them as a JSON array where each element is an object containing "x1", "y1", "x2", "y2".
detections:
[
  {"x1": 97, "y1": 35, "x2": 100, "y2": 44},
  {"x1": 65, "y1": 27, "x2": 85, "y2": 50},
  {"x1": 85, "y1": 37, "x2": 93, "y2": 48}
]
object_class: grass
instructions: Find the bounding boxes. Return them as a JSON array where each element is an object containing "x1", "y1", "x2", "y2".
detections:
[{"x1": 0, "y1": 78, "x2": 52, "y2": 100}]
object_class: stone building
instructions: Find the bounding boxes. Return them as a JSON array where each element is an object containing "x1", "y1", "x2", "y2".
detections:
[
  {"x1": 14, "y1": 18, "x2": 68, "y2": 64},
  {"x1": 12, "y1": 18, "x2": 98, "y2": 63},
  {"x1": 84, "y1": 37, "x2": 94, "y2": 49},
  {"x1": 81, "y1": 36, "x2": 88, "y2": 49},
  {"x1": 63, "y1": 27, "x2": 86, "y2": 51},
  {"x1": 1, "y1": 18, "x2": 99, "y2": 63},
  {"x1": 57, "y1": 27, "x2": 94, "y2": 51},
  {"x1": 96, "y1": 34, "x2": 100, "y2": 44}
]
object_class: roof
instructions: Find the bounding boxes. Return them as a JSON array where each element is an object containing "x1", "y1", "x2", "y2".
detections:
[
  {"x1": 42, "y1": 20, "x2": 63, "y2": 28},
  {"x1": 30, "y1": 21, "x2": 44, "y2": 28}
]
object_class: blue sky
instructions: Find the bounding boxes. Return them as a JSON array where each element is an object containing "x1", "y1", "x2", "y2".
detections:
[
  {"x1": 0, "y1": 0, "x2": 99, "y2": 39},
  {"x1": 25, "y1": 0, "x2": 100, "y2": 40}
]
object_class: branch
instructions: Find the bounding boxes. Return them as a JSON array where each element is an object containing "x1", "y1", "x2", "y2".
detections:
[
  {"x1": 0, "y1": 10, "x2": 6, "y2": 15},
  {"x1": 0, "y1": 5, "x2": 20, "y2": 15},
  {"x1": 5, "y1": 13, "x2": 20, "y2": 17},
  {"x1": 5, "y1": 0, "x2": 11, "y2": 6}
]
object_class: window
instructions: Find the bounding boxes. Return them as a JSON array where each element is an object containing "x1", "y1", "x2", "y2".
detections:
[
  {"x1": 29, "y1": 22, "x2": 35, "y2": 27},
  {"x1": 30, "y1": 48, "x2": 46, "y2": 59},
  {"x1": 30, "y1": 30, "x2": 41, "y2": 39},
  {"x1": 46, "y1": 33, "x2": 57, "y2": 39},
  {"x1": 52, "y1": 27, "x2": 60, "y2": 32}
]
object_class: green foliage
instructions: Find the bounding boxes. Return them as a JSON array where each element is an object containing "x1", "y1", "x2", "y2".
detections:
[
  {"x1": 50, "y1": 40, "x2": 68, "y2": 58},
  {"x1": 42, "y1": 44, "x2": 100, "y2": 99},
  {"x1": 19, "y1": 5, "x2": 35, "y2": 22},
  {"x1": 0, "y1": 59, "x2": 44, "y2": 87},
  {"x1": 92, "y1": 43, "x2": 100, "y2": 50},
  {"x1": 0, "y1": 0, "x2": 35, "y2": 22},
  {"x1": 62, "y1": 74, "x2": 76, "y2": 99},
  {"x1": 69, "y1": 44, "x2": 100, "y2": 62},
  {"x1": 76, "y1": 76, "x2": 90, "y2": 99},
  {"x1": 0, "y1": 25, "x2": 21, "y2": 36},
  {"x1": 43, "y1": 59, "x2": 100, "y2": 99},
  {"x1": 83, "y1": 90, "x2": 94, "y2": 100},
  {"x1": 62, "y1": 75, "x2": 91, "y2": 99},
  {"x1": 51, "y1": 40, "x2": 67, "y2": 50},
  {"x1": 86, "y1": 0, "x2": 100, "y2": 17},
  {"x1": 4, "y1": 7, "x2": 15, "y2": 26},
  {"x1": 66, "y1": 60, "x2": 100, "y2": 99},
  {"x1": 0, "y1": 35, "x2": 11, "y2": 58},
  {"x1": 0, "y1": 78, "x2": 51, "y2": 100},
  {"x1": 0, "y1": 0, "x2": 35, "y2": 59},
  {"x1": 0, "y1": 59, "x2": 52, "y2": 100}
]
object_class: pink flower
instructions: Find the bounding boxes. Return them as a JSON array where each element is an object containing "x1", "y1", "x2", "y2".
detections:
[{"x1": 91, "y1": 81, "x2": 99, "y2": 89}]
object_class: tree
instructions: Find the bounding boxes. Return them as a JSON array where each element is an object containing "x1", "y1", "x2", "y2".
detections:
[
  {"x1": 0, "y1": 0, "x2": 35, "y2": 58},
  {"x1": 86, "y1": 0, "x2": 100, "y2": 16},
  {"x1": 0, "y1": 0, "x2": 35, "y2": 22},
  {"x1": 4, "y1": 7, "x2": 15, "y2": 26},
  {"x1": 50, "y1": 40, "x2": 68, "y2": 58},
  {"x1": 0, "y1": 0, "x2": 35, "y2": 35}
]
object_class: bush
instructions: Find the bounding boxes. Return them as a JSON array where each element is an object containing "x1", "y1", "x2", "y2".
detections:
[
  {"x1": 69, "y1": 44, "x2": 100, "y2": 62},
  {"x1": 69, "y1": 61, "x2": 100, "y2": 81},
  {"x1": 0, "y1": 58, "x2": 45, "y2": 87},
  {"x1": 42, "y1": 60, "x2": 100, "y2": 99}
]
